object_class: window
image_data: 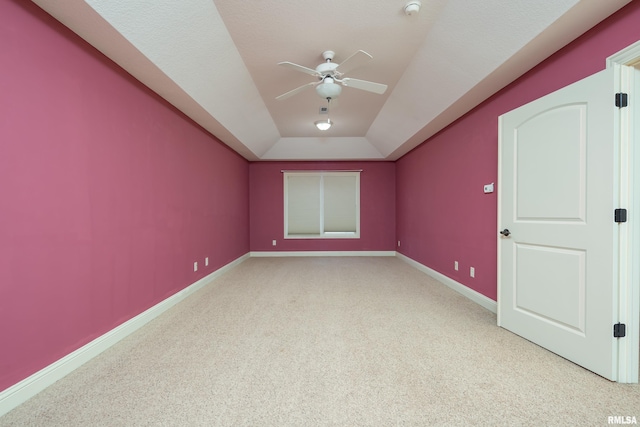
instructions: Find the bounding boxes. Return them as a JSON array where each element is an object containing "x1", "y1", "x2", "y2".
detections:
[{"x1": 284, "y1": 171, "x2": 360, "y2": 239}]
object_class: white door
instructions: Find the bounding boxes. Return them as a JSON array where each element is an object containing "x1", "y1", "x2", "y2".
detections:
[{"x1": 498, "y1": 67, "x2": 620, "y2": 381}]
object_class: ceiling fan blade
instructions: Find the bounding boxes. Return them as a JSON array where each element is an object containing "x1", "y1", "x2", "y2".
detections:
[
  {"x1": 335, "y1": 50, "x2": 372, "y2": 75},
  {"x1": 275, "y1": 82, "x2": 318, "y2": 100},
  {"x1": 277, "y1": 61, "x2": 319, "y2": 77},
  {"x1": 341, "y1": 78, "x2": 387, "y2": 95}
]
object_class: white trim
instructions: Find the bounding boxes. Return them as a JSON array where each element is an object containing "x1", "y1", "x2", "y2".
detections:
[
  {"x1": 497, "y1": 114, "x2": 505, "y2": 326},
  {"x1": 607, "y1": 41, "x2": 640, "y2": 384},
  {"x1": 0, "y1": 253, "x2": 249, "y2": 417},
  {"x1": 283, "y1": 171, "x2": 361, "y2": 240},
  {"x1": 250, "y1": 251, "x2": 397, "y2": 257},
  {"x1": 284, "y1": 233, "x2": 360, "y2": 240},
  {"x1": 280, "y1": 169, "x2": 364, "y2": 173},
  {"x1": 606, "y1": 40, "x2": 640, "y2": 68},
  {"x1": 396, "y1": 253, "x2": 497, "y2": 314}
]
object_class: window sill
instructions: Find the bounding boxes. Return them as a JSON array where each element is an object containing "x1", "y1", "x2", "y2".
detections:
[{"x1": 285, "y1": 232, "x2": 360, "y2": 239}]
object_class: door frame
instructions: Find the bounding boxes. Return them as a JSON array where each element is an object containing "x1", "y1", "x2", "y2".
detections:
[{"x1": 607, "y1": 40, "x2": 640, "y2": 383}]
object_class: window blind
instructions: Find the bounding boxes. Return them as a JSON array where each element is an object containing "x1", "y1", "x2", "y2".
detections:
[
  {"x1": 286, "y1": 175, "x2": 321, "y2": 235},
  {"x1": 323, "y1": 175, "x2": 357, "y2": 233}
]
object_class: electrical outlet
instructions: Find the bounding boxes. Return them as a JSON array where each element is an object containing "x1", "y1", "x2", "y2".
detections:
[
  {"x1": 470, "y1": 267, "x2": 475, "y2": 278},
  {"x1": 205, "y1": 257, "x2": 209, "y2": 266},
  {"x1": 272, "y1": 240, "x2": 277, "y2": 246},
  {"x1": 454, "y1": 261, "x2": 459, "y2": 271},
  {"x1": 194, "y1": 262, "x2": 198, "y2": 272},
  {"x1": 398, "y1": 240, "x2": 401, "y2": 247}
]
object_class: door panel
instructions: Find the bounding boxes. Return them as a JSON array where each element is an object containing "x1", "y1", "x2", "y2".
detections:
[
  {"x1": 514, "y1": 243, "x2": 586, "y2": 334},
  {"x1": 498, "y1": 67, "x2": 618, "y2": 380},
  {"x1": 515, "y1": 104, "x2": 586, "y2": 221}
]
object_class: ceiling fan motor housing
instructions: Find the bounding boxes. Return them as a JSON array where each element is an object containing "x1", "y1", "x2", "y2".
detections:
[{"x1": 316, "y1": 61, "x2": 339, "y2": 76}]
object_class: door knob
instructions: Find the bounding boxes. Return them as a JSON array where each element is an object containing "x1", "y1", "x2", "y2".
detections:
[{"x1": 499, "y1": 228, "x2": 511, "y2": 237}]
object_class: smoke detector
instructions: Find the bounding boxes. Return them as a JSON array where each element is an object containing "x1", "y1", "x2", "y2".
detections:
[{"x1": 404, "y1": 1, "x2": 421, "y2": 15}]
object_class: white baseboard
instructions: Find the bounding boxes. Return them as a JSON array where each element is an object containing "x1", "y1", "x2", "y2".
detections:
[
  {"x1": 250, "y1": 251, "x2": 397, "y2": 257},
  {"x1": 396, "y1": 253, "x2": 497, "y2": 313},
  {"x1": 0, "y1": 253, "x2": 249, "y2": 418}
]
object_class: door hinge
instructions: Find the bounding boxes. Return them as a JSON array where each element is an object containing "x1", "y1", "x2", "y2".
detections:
[
  {"x1": 614, "y1": 323, "x2": 626, "y2": 338},
  {"x1": 614, "y1": 208, "x2": 627, "y2": 223},
  {"x1": 615, "y1": 93, "x2": 628, "y2": 108}
]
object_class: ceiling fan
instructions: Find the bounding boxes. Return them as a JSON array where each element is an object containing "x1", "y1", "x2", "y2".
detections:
[{"x1": 275, "y1": 50, "x2": 388, "y2": 101}]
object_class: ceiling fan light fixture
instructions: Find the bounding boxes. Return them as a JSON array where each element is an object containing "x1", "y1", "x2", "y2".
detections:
[
  {"x1": 315, "y1": 119, "x2": 332, "y2": 131},
  {"x1": 315, "y1": 78, "x2": 342, "y2": 99}
]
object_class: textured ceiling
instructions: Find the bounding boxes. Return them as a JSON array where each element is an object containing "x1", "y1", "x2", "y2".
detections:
[{"x1": 31, "y1": 0, "x2": 631, "y2": 161}]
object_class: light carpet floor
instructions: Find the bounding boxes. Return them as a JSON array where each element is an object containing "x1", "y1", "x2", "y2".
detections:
[{"x1": 1, "y1": 257, "x2": 638, "y2": 426}]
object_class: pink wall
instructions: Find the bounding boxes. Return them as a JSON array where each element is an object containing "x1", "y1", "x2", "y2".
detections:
[
  {"x1": 0, "y1": 1, "x2": 249, "y2": 392},
  {"x1": 396, "y1": 1, "x2": 640, "y2": 301},
  {"x1": 250, "y1": 162, "x2": 396, "y2": 252}
]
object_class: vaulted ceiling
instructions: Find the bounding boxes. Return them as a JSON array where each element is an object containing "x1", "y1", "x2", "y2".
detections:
[{"x1": 32, "y1": 0, "x2": 631, "y2": 161}]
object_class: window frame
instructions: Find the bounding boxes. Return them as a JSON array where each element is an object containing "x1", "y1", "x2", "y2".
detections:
[{"x1": 283, "y1": 171, "x2": 361, "y2": 239}]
